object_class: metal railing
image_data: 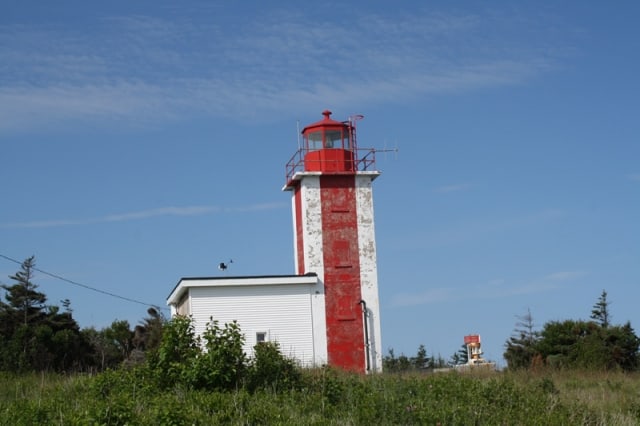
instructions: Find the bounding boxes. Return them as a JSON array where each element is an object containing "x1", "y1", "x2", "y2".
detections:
[{"x1": 285, "y1": 148, "x2": 377, "y2": 184}]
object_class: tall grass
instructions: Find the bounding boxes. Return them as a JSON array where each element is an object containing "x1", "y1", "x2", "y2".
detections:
[
  {"x1": 505, "y1": 369, "x2": 640, "y2": 425},
  {"x1": 1, "y1": 368, "x2": 638, "y2": 424}
]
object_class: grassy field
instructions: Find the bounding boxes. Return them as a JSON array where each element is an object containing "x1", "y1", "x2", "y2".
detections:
[{"x1": 1, "y1": 368, "x2": 639, "y2": 425}]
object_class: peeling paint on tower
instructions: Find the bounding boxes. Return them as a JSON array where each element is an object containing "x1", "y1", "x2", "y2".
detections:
[{"x1": 284, "y1": 110, "x2": 383, "y2": 373}]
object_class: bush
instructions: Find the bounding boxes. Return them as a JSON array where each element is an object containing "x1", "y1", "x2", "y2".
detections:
[
  {"x1": 246, "y1": 341, "x2": 302, "y2": 392},
  {"x1": 149, "y1": 315, "x2": 199, "y2": 388},
  {"x1": 148, "y1": 316, "x2": 250, "y2": 391},
  {"x1": 190, "y1": 319, "x2": 247, "y2": 391}
]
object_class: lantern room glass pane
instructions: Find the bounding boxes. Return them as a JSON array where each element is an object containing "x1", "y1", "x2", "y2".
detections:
[
  {"x1": 325, "y1": 130, "x2": 342, "y2": 148},
  {"x1": 307, "y1": 131, "x2": 323, "y2": 151}
]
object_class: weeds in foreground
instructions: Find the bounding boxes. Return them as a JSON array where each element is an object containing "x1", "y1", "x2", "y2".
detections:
[{"x1": 0, "y1": 369, "x2": 639, "y2": 425}]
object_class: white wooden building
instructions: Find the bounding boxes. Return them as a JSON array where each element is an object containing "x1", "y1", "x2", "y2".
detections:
[{"x1": 166, "y1": 273, "x2": 328, "y2": 366}]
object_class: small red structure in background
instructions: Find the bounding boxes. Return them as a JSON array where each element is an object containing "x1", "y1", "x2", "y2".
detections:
[
  {"x1": 464, "y1": 335, "x2": 481, "y2": 345},
  {"x1": 463, "y1": 335, "x2": 492, "y2": 366}
]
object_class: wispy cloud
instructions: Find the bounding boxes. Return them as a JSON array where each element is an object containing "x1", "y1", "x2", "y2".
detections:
[
  {"x1": 434, "y1": 183, "x2": 475, "y2": 193},
  {"x1": 499, "y1": 270, "x2": 587, "y2": 297},
  {"x1": 405, "y1": 208, "x2": 565, "y2": 250},
  {"x1": 390, "y1": 288, "x2": 454, "y2": 307},
  {"x1": 0, "y1": 6, "x2": 563, "y2": 133},
  {"x1": 627, "y1": 173, "x2": 640, "y2": 182},
  {"x1": 543, "y1": 270, "x2": 587, "y2": 282},
  {"x1": 389, "y1": 270, "x2": 586, "y2": 307},
  {"x1": 0, "y1": 203, "x2": 285, "y2": 229}
]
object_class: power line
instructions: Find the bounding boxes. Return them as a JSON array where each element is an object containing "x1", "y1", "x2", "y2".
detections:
[{"x1": 0, "y1": 253, "x2": 166, "y2": 311}]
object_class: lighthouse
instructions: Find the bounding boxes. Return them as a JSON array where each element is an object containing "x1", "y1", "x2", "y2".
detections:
[
  {"x1": 167, "y1": 110, "x2": 384, "y2": 373},
  {"x1": 284, "y1": 110, "x2": 383, "y2": 372}
]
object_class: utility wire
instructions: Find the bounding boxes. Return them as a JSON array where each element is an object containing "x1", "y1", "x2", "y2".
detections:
[{"x1": 0, "y1": 253, "x2": 166, "y2": 311}]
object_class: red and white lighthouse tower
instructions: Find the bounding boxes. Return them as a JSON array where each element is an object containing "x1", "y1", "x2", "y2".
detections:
[{"x1": 284, "y1": 110, "x2": 382, "y2": 372}]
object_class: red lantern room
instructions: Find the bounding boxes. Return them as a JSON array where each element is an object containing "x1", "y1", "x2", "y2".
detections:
[
  {"x1": 285, "y1": 110, "x2": 375, "y2": 189},
  {"x1": 302, "y1": 110, "x2": 356, "y2": 173}
]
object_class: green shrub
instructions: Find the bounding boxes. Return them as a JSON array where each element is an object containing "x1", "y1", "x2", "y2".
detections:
[
  {"x1": 246, "y1": 341, "x2": 302, "y2": 392},
  {"x1": 191, "y1": 319, "x2": 247, "y2": 391},
  {"x1": 149, "y1": 315, "x2": 199, "y2": 388},
  {"x1": 147, "y1": 316, "x2": 249, "y2": 391}
]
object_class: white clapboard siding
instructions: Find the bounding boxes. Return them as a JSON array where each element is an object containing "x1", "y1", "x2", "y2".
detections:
[{"x1": 190, "y1": 284, "x2": 315, "y2": 366}]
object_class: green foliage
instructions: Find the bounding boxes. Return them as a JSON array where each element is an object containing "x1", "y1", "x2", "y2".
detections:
[
  {"x1": 450, "y1": 344, "x2": 469, "y2": 366},
  {"x1": 104, "y1": 319, "x2": 134, "y2": 359},
  {"x1": 0, "y1": 260, "x2": 150, "y2": 373},
  {"x1": 1, "y1": 256, "x2": 46, "y2": 326},
  {"x1": 144, "y1": 315, "x2": 309, "y2": 394},
  {"x1": 504, "y1": 307, "x2": 540, "y2": 370},
  {"x1": 412, "y1": 344, "x2": 430, "y2": 370},
  {"x1": 591, "y1": 289, "x2": 611, "y2": 328},
  {"x1": 384, "y1": 345, "x2": 448, "y2": 372},
  {"x1": 133, "y1": 307, "x2": 165, "y2": 353},
  {"x1": 384, "y1": 346, "x2": 424, "y2": 372},
  {"x1": 0, "y1": 257, "x2": 92, "y2": 372},
  {"x1": 150, "y1": 314, "x2": 199, "y2": 387},
  {"x1": 505, "y1": 292, "x2": 640, "y2": 372},
  {"x1": 190, "y1": 319, "x2": 247, "y2": 390},
  {"x1": 149, "y1": 315, "x2": 255, "y2": 391},
  {"x1": 538, "y1": 319, "x2": 640, "y2": 371},
  {"x1": 83, "y1": 319, "x2": 135, "y2": 371},
  {"x1": 4, "y1": 369, "x2": 640, "y2": 424},
  {"x1": 246, "y1": 341, "x2": 302, "y2": 392}
]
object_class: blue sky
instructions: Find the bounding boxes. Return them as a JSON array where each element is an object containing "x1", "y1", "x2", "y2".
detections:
[{"x1": 1, "y1": 1, "x2": 639, "y2": 366}]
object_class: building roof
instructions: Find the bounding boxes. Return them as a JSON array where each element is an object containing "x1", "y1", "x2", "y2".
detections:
[{"x1": 166, "y1": 273, "x2": 319, "y2": 305}]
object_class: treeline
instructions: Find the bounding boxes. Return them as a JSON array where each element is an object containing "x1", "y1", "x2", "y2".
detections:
[
  {"x1": 504, "y1": 290, "x2": 640, "y2": 371},
  {"x1": 0, "y1": 256, "x2": 163, "y2": 373},
  {"x1": 0, "y1": 256, "x2": 307, "y2": 390},
  {"x1": 383, "y1": 344, "x2": 466, "y2": 372},
  {"x1": 383, "y1": 290, "x2": 640, "y2": 373},
  {"x1": 3, "y1": 257, "x2": 639, "y2": 375}
]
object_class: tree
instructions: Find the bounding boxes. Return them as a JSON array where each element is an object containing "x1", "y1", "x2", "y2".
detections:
[
  {"x1": 503, "y1": 293, "x2": 639, "y2": 372},
  {"x1": 608, "y1": 321, "x2": 640, "y2": 371},
  {"x1": 83, "y1": 320, "x2": 135, "y2": 371},
  {"x1": 431, "y1": 354, "x2": 449, "y2": 369},
  {"x1": 591, "y1": 290, "x2": 611, "y2": 328},
  {"x1": 504, "y1": 308, "x2": 540, "y2": 370},
  {"x1": 1, "y1": 256, "x2": 46, "y2": 326},
  {"x1": 104, "y1": 319, "x2": 134, "y2": 360},
  {"x1": 535, "y1": 318, "x2": 640, "y2": 371},
  {"x1": 412, "y1": 344, "x2": 430, "y2": 370},
  {"x1": 382, "y1": 348, "x2": 398, "y2": 371},
  {"x1": 382, "y1": 348, "x2": 412, "y2": 372},
  {"x1": 384, "y1": 345, "x2": 434, "y2": 372},
  {"x1": 536, "y1": 319, "x2": 587, "y2": 368},
  {"x1": 0, "y1": 257, "x2": 92, "y2": 372},
  {"x1": 450, "y1": 344, "x2": 469, "y2": 366},
  {"x1": 132, "y1": 307, "x2": 164, "y2": 352}
]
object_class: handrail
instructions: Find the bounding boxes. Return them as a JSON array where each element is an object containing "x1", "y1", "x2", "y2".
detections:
[{"x1": 284, "y1": 148, "x2": 377, "y2": 184}]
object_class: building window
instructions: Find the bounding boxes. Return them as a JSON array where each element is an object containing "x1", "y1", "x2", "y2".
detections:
[
  {"x1": 325, "y1": 130, "x2": 346, "y2": 149},
  {"x1": 256, "y1": 332, "x2": 267, "y2": 344},
  {"x1": 307, "y1": 131, "x2": 323, "y2": 151}
]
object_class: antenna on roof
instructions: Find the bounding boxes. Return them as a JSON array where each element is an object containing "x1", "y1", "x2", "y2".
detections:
[
  {"x1": 218, "y1": 259, "x2": 233, "y2": 271},
  {"x1": 296, "y1": 120, "x2": 301, "y2": 150},
  {"x1": 380, "y1": 140, "x2": 399, "y2": 160}
]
